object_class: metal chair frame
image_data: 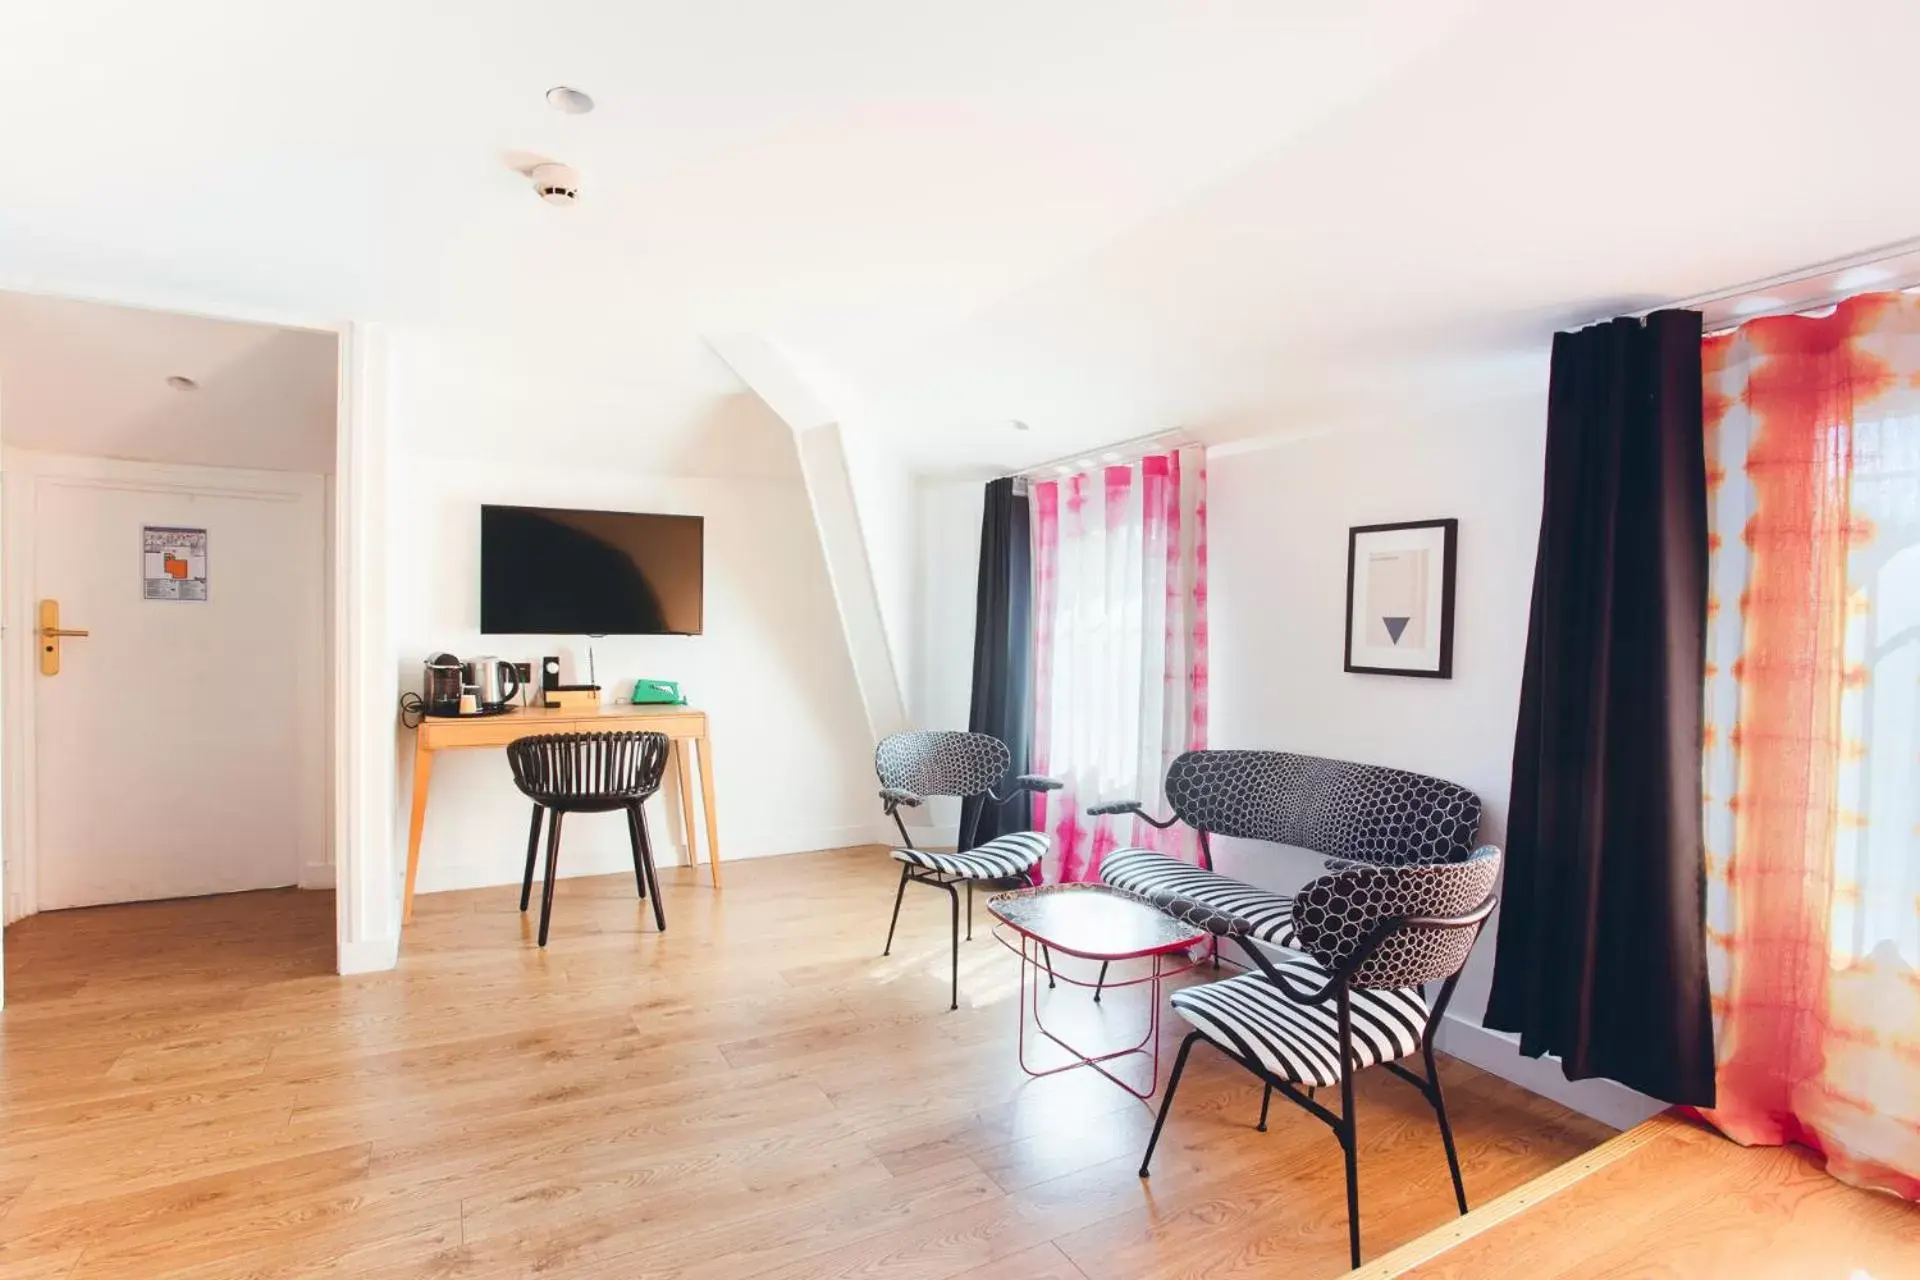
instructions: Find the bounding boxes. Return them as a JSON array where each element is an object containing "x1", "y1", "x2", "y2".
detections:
[
  {"x1": 1138, "y1": 896, "x2": 1497, "y2": 1270},
  {"x1": 875, "y1": 731, "x2": 1060, "y2": 1010}
]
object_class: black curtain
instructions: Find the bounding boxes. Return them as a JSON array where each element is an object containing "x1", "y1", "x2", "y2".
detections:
[
  {"x1": 961, "y1": 478, "x2": 1033, "y2": 848},
  {"x1": 1483, "y1": 309, "x2": 1717, "y2": 1107}
]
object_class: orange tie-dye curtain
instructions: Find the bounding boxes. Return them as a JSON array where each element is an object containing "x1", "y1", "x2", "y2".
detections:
[{"x1": 1700, "y1": 291, "x2": 1920, "y2": 1200}]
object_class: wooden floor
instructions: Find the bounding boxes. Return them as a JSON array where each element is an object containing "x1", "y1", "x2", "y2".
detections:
[
  {"x1": 1358, "y1": 1111, "x2": 1920, "y2": 1278},
  {"x1": 1, "y1": 846, "x2": 1609, "y2": 1279}
]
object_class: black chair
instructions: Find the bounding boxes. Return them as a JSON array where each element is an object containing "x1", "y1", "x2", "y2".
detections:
[
  {"x1": 507, "y1": 731, "x2": 671, "y2": 947},
  {"x1": 875, "y1": 730, "x2": 1061, "y2": 1010},
  {"x1": 1139, "y1": 847, "x2": 1502, "y2": 1269}
]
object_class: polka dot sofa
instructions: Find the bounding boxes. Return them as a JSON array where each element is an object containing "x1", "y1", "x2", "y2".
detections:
[{"x1": 1092, "y1": 748, "x2": 1484, "y2": 951}]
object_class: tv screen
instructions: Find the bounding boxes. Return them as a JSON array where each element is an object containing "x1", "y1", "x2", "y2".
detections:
[{"x1": 480, "y1": 505, "x2": 704, "y2": 635}]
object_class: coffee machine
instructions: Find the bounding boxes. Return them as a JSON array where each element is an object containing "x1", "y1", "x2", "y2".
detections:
[{"x1": 423, "y1": 653, "x2": 465, "y2": 717}]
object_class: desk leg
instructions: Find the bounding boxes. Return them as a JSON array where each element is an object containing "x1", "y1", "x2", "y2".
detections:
[
  {"x1": 673, "y1": 739, "x2": 699, "y2": 869},
  {"x1": 695, "y1": 732, "x2": 722, "y2": 888},
  {"x1": 403, "y1": 737, "x2": 434, "y2": 924}
]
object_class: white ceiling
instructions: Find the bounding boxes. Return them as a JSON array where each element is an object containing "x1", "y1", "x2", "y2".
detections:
[
  {"x1": 0, "y1": 294, "x2": 336, "y2": 472},
  {"x1": 1, "y1": 0, "x2": 1917, "y2": 473}
]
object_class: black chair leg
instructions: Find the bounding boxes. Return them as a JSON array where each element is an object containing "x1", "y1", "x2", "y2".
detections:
[
  {"x1": 1093, "y1": 959, "x2": 1109, "y2": 1002},
  {"x1": 966, "y1": 880, "x2": 973, "y2": 941},
  {"x1": 1257, "y1": 1083, "x2": 1272, "y2": 1132},
  {"x1": 882, "y1": 864, "x2": 911, "y2": 956},
  {"x1": 624, "y1": 803, "x2": 648, "y2": 901},
  {"x1": 945, "y1": 881, "x2": 959, "y2": 1011},
  {"x1": 537, "y1": 811, "x2": 565, "y2": 947},
  {"x1": 1041, "y1": 944, "x2": 1056, "y2": 989},
  {"x1": 1427, "y1": 1045, "x2": 1468, "y2": 1214},
  {"x1": 634, "y1": 804, "x2": 666, "y2": 932},
  {"x1": 1341, "y1": 1063, "x2": 1361, "y2": 1268},
  {"x1": 519, "y1": 805, "x2": 544, "y2": 912},
  {"x1": 1140, "y1": 1032, "x2": 1202, "y2": 1177}
]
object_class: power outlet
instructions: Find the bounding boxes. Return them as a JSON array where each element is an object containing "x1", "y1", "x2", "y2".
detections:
[{"x1": 512, "y1": 661, "x2": 532, "y2": 683}]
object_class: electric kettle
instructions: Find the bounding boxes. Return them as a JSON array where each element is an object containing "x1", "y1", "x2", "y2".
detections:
[{"x1": 463, "y1": 656, "x2": 521, "y2": 712}]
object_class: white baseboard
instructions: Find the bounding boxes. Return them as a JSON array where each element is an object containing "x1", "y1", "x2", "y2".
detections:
[
  {"x1": 410, "y1": 823, "x2": 885, "y2": 898},
  {"x1": 1434, "y1": 1015, "x2": 1666, "y2": 1131},
  {"x1": 336, "y1": 934, "x2": 399, "y2": 975},
  {"x1": 300, "y1": 861, "x2": 337, "y2": 890}
]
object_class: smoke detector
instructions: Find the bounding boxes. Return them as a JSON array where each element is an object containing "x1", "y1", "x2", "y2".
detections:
[{"x1": 530, "y1": 162, "x2": 581, "y2": 206}]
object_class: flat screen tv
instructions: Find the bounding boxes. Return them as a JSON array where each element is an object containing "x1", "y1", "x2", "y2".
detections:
[{"x1": 480, "y1": 504, "x2": 704, "y2": 635}]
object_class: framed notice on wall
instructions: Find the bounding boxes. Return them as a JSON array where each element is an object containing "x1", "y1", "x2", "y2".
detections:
[
  {"x1": 1344, "y1": 518, "x2": 1456, "y2": 678},
  {"x1": 143, "y1": 525, "x2": 209, "y2": 601}
]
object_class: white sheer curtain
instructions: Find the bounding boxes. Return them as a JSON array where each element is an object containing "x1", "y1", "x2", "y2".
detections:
[{"x1": 1029, "y1": 447, "x2": 1207, "y2": 882}]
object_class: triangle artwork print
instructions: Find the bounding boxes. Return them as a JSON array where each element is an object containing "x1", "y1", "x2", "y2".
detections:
[{"x1": 1363, "y1": 549, "x2": 1428, "y2": 650}]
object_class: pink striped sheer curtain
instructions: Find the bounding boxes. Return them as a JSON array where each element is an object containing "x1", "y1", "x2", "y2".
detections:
[{"x1": 1029, "y1": 447, "x2": 1208, "y2": 882}]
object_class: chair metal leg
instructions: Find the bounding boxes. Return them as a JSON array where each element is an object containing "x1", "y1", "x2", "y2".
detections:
[
  {"x1": 624, "y1": 804, "x2": 648, "y2": 901},
  {"x1": 882, "y1": 864, "x2": 910, "y2": 956},
  {"x1": 1140, "y1": 1032, "x2": 1202, "y2": 1177},
  {"x1": 1427, "y1": 1044, "x2": 1469, "y2": 1214},
  {"x1": 1340, "y1": 1002, "x2": 1361, "y2": 1268},
  {"x1": 634, "y1": 803, "x2": 666, "y2": 932},
  {"x1": 945, "y1": 880, "x2": 960, "y2": 1011},
  {"x1": 966, "y1": 880, "x2": 973, "y2": 941},
  {"x1": 519, "y1": 805, "x2": 544, "y2": 912},
  {"x1": 1093, "y1": 959, "x2": 1109, "y2": 1002},
  {"x1": 1257, "y1": 1083, "x2": 1272, "y2": 1132},
  {"x1": 537, "y1": 811, "x2": 565, "y2": 947},
  {"x1": 1040, "y1": 943, "x2": 1056, "y2": 989}
]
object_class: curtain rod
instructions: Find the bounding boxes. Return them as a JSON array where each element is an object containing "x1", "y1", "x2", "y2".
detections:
[
  {"x1": 1003, "y1": 428, "x2": 1191, "y2": 481},
  {"x1": 1631, "y1": 234, "x2": 1920, "y2": 324}
]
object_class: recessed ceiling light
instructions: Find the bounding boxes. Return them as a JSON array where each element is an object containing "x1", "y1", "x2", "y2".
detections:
[
  {"x1": 546, "y1": 86, "x2": 595, "y2": 115},
  {"x1": 165, "y1": 375, "x2": 198, "y2": 390}
]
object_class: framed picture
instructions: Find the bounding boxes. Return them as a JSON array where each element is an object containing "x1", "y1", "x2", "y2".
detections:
[{"x1": 1344, "y1": 518, "x2": 1457, "y2": 678}]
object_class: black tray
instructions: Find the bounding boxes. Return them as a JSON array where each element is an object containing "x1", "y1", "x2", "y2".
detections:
[{"x1": 423, "y1": 704, "x2": 517, "y2": 719}]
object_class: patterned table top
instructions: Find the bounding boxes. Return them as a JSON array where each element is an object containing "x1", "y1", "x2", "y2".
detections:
[{"x1": 986, "y1": 883, "x2": 1206, "y2": 961}]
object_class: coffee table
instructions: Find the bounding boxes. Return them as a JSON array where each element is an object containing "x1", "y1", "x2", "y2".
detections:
[{"x1": 986, "y1": 883, "x2": 1206, "y2": 1098}]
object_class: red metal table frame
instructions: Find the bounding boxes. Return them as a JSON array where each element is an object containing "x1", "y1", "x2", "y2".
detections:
[{"x1": 988, "y1": 887, "x2": 1206, "y2": 1099}]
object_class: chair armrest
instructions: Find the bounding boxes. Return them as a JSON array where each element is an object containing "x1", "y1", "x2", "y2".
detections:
[
  {"x1": 986, "y1": 775, "x2": 1063, "y2": 805},
  {"x1": 878, "y1": 786, "x2": 923, "y2": 809},
  {"x1": 1087, "y1": 799, "x2": 1181, "y2": 830},
  {"x1": 1160, "y1": 892, "x2": 1252, "y2": 939}
]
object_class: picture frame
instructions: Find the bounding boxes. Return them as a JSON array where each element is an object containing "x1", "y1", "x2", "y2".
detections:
[{"x1": 1344, "y1": 518, "x2": 1457, "y2": 678}]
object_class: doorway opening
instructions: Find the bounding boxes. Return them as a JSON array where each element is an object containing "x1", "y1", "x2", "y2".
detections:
[{"x1": 0, "y1": 291, "x2": 340, "y2": 992}]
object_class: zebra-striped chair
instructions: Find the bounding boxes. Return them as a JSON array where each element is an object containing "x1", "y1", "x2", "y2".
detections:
[
  {"x1": 875, "y1": 731, "x2": 1059, "y2": 1010},
  {"x1": 1139, "y1": 847, "x2": 1503, "y2": 1269}
]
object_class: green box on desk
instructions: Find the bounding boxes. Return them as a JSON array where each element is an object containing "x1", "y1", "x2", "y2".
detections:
[{"x1": 630, "y1": 679, "x2": 685, "y2": 705}]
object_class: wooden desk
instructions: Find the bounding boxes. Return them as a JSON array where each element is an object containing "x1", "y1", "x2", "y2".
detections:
[{"x1": 403, "y1": 703, "x2": 720, "y2": 923}]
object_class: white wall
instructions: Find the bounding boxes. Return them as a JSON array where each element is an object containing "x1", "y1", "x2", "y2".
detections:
[
  {"x1": 1204, "y1": 400, "x2": 1545, "y2": 1006},
  {"x1": 387, "y1": 429, "x2": 878, "y2": 896},
  {"x1": 905, "y1": 475, "x2": 988, "y2": 843},
  {"x1": 1201, "y1": 398, "x2": 1660, "y2": 1128},
  {"x1": 840, "y1": 425, "x2": 916, "y2": 703}
]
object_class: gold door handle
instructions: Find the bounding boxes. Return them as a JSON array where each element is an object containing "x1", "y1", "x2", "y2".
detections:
[{"x1": 38, "y1": 600, "x2": 88, "y2": 675}]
